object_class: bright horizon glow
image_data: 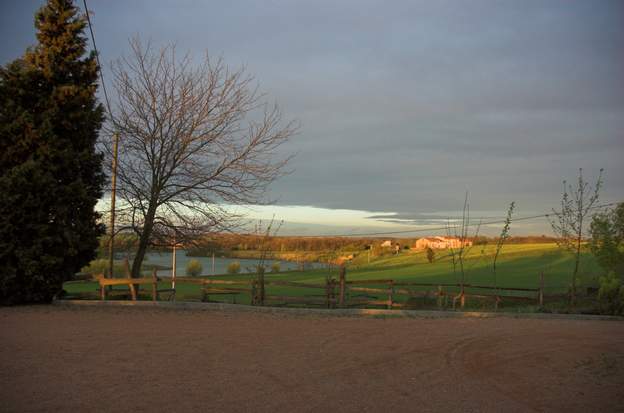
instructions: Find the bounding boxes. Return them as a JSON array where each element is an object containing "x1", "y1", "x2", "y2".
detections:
[
  {"x1": 96, "y1": 199, "x2": 550, "y2": 236},
  {"x1": 229, "y1": 205, "x2": 401, "y2": 228}
]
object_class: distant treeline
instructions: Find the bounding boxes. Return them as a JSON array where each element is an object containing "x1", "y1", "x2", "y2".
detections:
[
  {"x1": 97, "y1": 232, "x2": 559, "y2": 256},
  {"x1": 187, "y1": 234, "x2": 393, "y2": 255},
  {"x1": 484, "y1": 235, "x2": 559, "y2": 244},
  {"x1": 186, "y1": 234, "x2": 560, "y2": 256},
  {"x1": 467, "y1": 235, "x2": 558, "y2": 245}
]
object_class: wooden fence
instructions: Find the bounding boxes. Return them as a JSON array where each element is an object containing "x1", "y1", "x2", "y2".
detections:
[
  {"x1": 97, "y1": 267, "x2": 545, "y2": 310},
  {"x1": 97, "y1": 269, "x2": 175, "y2": 301}
]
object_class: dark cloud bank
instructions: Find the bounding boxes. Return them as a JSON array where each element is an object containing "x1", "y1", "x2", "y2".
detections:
[{"x1": 2, "y1": 0, "x2": 623, "y2": 233}]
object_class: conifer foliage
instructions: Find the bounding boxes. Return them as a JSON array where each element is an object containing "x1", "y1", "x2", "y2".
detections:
[{"x1": 0, "y1": 0, "x2": 105, "y2": 304}]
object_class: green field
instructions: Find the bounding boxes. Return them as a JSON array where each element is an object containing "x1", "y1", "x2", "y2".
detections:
[{"x1": 64, "y1": 243, "x2": 604, "y2": 311}]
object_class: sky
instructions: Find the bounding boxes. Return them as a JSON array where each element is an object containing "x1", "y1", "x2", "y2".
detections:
[{"x1": 2, "y1": 0, "x2": 623, "y2": 236}]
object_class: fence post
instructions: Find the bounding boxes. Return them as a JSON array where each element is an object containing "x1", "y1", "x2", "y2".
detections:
[
  {"x1": 339, "y1": 265, "x2": 346, "y2": 307},
  {"x1": 325, "y1": 277, "x2": 333, "y2": 308},
  {"x1": 250, "y1": 280, "x2": 257, "y2": 305},
  {"x1": 122, "y1": 257, "x2": 138, "y2": 301},
  {"x1": 151, "y1": 268, "x2": 158, "y2": 302},
  {"x1": 436, "y1": 285, "x2": 442, "y2": 308},
  {"x1": 258, "y1": 267, "x2": 265, "y2": 306},
  {"x1": 201, "y1": 280, "x2": 208, "y2": 303},
  {"x1": 387, "y1": 280, "x2": 394, "y2": 309},
  {"x1": 539, "y1": 271, "x2": 544, "y2": 307},
  {"x1": 460, "y1": 290, "x2": 465, "y2": 309},
  {"x1": 128, "y1": 285, "x2": 137, "y2": 301}
]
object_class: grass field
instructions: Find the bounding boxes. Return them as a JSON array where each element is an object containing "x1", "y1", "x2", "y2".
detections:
[{"x1": 63, "y1": 243, "x2": 604, "y2": 311}]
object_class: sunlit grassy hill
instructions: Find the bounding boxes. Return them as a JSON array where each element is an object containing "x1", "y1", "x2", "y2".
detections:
[
  {"x1": 64, "y1": 243, "x2": 603, "y2": 303},
  {"x1": 342, "y1": 243, "x2": 599, "y2": 293}
]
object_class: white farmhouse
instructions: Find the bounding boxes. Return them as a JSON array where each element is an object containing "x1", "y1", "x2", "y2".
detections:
[{"x1": 414, "y1": 236, "x2": 472, "y2": 250}]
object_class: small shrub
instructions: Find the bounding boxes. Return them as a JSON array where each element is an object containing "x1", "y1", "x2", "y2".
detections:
[
  {"x1": 185, "y1": 259, "x2": 203, "y2": 277},
  {"x1": 426, "y1": 247, "x2": 435, "y2": 264},
  {"x1": 246, "y1": 265, "x2": 266, "y2": 274},
  {"x1": 227, "y1": 261, "x2": 241, "y2": 274},
  {"x1": 81, "y1": 258, "x2": 108, "y2": 276},
  {"x1": 81, "y1": 259, "x2": 125, "y2": 278},
  {"x1": 271, "y1": 262, "x2": 280, "y2": 273},
  {"x1": 473, "y1": 236, "x2": 489, "y2": 246},
  {"x1": 598, "y1": 272, "x2": 624, "y2": 315}
]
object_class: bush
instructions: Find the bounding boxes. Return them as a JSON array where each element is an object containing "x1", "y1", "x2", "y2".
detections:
[
  {"x1": 227, "y1": 261, "x2": 241, "y2": 274},
  {"x1": 186, "y1": 259, "x2": 203, "y2": 277},
  {"x1": 473, "y1": 236, "x2": 489, "y2": 246},
  {"x1": 598, "y1": 272, "x2": 624, "y2": 315},
  {"x1": 590, "y1": 203, "x2": 624, "y2": 274},
  {"x1": 271, "y1": 262, "x2": 281, "y2": 273},
  {"x1": 81, "y1": 259, "x2": 109, "y2": 276},
  {"x1": 426, "y1": 247, "x2": 435, "y2": 264},
  {"x1": 80, "y1": 259, "x2": 126, "y2": 278}
]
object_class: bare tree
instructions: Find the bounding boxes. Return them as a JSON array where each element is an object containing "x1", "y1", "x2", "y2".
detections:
[
  {"x1": 104, "y1": 38, "x2": 297, "y2": 278},
  {"x1": 492, "y1": 201, "x2": 515, "y2": 309},
  {"x1": 548, "y1": 168, "x2": 603, "y2": 303},
  {"x1": 254, "y1": 217, "x2": 283, "y2": 305},
  {"x1": 446, "y1": 192, "x2": 481, "y2": 308},
  {"x1": 256, "y1": 217, "x2": 283, "y2": 270},
  {"x1": 492, "y1": 202, "x2": 515, "y2": 287}
]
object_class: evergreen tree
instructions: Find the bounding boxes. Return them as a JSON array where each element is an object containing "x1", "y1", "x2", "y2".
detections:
[{"x1": 0, "y1": 0, "x2": 105, "y2": 304}]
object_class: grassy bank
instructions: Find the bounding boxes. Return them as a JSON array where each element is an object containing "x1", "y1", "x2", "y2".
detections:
[{"x1": 64, "y1": 243, "x2": 604, "y2": 312}]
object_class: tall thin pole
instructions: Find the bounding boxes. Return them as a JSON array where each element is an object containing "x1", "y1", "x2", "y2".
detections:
[
  {"x1": 108, "y1": 132, "x2": 119, "y2": 278},
  {"x1": 212, "y1": 252, "x2": 215, "y2": 275},
  {"x1": 84, "y1": 0, "x2": 117, "y2": 279},
  {"x1": 172, "y1": 239, "x2": 177, "y2": 290}
]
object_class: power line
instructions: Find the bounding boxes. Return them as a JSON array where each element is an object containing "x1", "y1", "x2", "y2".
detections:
[
  {"x1": 248, "y1": 201, "x2": 620, "y2": 238},
  {"x1": 82, "y1": 0, "x2": 113, "y2": 117},
  {"x1": 77, "y1": 2, "x2": 618, "y2": 242},
  {"x1": 82, "y1": 0, "x2": 120, "y2": 279}
]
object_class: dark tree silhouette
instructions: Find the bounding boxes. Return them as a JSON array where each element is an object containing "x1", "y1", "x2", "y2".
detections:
[{"x1": 0, "y1": 0, "x2": 105, "y2": 304}]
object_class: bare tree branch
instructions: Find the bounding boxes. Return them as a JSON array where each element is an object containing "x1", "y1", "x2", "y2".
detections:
[
  {"x1": 101, "y1": 38, "x2": 298, "y2": 277},
  {"x1": 548, "y1": 168, "x2": 603, "y2": 304}
]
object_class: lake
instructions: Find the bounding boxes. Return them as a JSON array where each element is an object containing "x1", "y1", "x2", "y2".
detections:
[{"x1": 143, "y1": 250, "x2": 320, "y2": 277}]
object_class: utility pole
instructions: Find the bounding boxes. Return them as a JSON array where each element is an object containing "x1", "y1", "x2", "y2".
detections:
[
  {"x1": 108, "y1": 132, "x2": 119, "y2": 278},
  {"x1": 172, "y1": 238, "x2": 177, "y2": 290},
  {"x1": 83, "y1": 0, "x2": 117, "y2": 279}
]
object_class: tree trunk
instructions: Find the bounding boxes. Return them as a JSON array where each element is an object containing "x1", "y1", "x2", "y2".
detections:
[
  {"x1": 571, "y1": 235, "x2": 582, "y2": 305},
  {"x1": 131, "y1": 202, "x2": 157, "y2": 279},
  {"x1": 571, "y1": 211, "x2": 583, "y2": 306},
  {"x1": 258, "y1": 267, "x2": 265, "y2": 306},
  {"x1": 131, "y1": 233, "x2": 150, "y2": 279}
]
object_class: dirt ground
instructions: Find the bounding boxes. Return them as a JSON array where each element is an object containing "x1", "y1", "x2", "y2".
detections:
[{"x1": 1, "y1": 305, "x2": 623, "y2": 413}]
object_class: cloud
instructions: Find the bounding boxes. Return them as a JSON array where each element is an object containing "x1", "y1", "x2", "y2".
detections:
[{"x1": 2, "y1": 0, "x2": 623, "y2": 234}]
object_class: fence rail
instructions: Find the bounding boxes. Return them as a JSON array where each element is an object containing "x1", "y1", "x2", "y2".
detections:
[{"x1": 96, "y1": 267, "x2": 547, "y2": 310}]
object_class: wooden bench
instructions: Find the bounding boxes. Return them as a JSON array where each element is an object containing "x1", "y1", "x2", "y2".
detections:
[{"x1": 97, "y1": 269, "x2": 175, "y2": 301}]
